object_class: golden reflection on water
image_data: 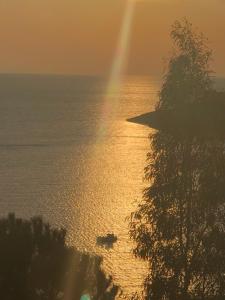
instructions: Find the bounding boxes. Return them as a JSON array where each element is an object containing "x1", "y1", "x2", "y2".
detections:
[
  {"x1": 0, "y1": 74, "x2": 160, "y2": 299},
  {"x1": 67, "y1": 77, "x2": 159, "y2": 298}
]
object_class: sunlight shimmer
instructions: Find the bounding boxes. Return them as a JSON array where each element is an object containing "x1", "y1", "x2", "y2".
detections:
[{"x1": 98, "y1": 0, "x2": 136, "y2": 139}]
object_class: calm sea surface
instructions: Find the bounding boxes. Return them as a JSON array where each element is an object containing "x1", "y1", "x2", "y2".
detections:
[
  {"x1": 1, "y1": 74, "x2": 225, "y2": 297},
  {"x1": 0, "y1": 74, "x2": 160, "y2": 297}
]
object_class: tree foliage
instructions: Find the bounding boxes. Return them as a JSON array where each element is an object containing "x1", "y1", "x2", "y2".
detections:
[
  {"x1": 158, "y1": 19, "x2": 212, "y2": 110},
  {"x1": 131, "y1": 133, "x2": 225, "y2": 299},
  {"x1": 0, "y1": 213, "x2": 119, "y2": 300},
  {"x1": 130, "y1": 20, "x2": 225, "y2": 300}
]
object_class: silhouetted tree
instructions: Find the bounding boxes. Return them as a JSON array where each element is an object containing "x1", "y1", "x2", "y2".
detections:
[
  {"x1": 130, "y1": 20, "x2": 225, "y2": 300},
  {"x1": 158, "y1": 19, "x2": 212, "y2": 110},
  {"x1": 131, "y1": 133, "x2": 225, "y2": 300},
  {"x1": 0, "y1": 213, "x2": 119, "y2": 300}
]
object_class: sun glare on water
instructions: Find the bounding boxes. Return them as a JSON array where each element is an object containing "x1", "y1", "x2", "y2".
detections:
[{"x1": 65, "y1": 1, "x2": 137, "y2": 298}]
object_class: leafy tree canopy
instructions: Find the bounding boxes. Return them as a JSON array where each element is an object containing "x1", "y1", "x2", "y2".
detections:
[
  {"x1": 130, "y1": 20, "x2": 225, "y2": 300},
  {"x1": 158, "y1": 19, "x2": 212, "y2": 110},
  {"x1": 0, "y1": 213, "x2": 119, "y2": 300}
]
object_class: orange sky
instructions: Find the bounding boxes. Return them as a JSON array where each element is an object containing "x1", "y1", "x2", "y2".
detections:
[{"x1": 0, "y1": 0, "x2": 224, "y2": 76}]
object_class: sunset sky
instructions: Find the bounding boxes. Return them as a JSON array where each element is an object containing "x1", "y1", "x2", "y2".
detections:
[{"x1": 0, "y1": 0, "x2": 224, "y2": 76}]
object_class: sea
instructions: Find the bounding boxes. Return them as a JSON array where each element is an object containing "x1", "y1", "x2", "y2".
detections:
[
  {"x1": 1, "y1": 73, "x2": 225, "y2": 298},
  {"x1": 0, "y1": 74, "x2": 159, "y2": 298}
]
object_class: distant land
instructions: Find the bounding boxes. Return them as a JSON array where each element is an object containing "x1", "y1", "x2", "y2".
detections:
[{"x1": 128, "y1": 87, "x2": 225, "y2": 137}]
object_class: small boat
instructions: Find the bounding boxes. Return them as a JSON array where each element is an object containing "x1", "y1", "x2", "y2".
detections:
[{"x1": 96, "y1": 233, "x2": 117, "y2": 245}]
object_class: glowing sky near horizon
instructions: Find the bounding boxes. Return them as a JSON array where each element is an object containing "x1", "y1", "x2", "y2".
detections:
[{"x1": 0, "y1": 0, "x2": 225, "y2": 75}]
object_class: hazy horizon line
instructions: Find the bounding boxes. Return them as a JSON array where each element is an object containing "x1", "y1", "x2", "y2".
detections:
[
  {"x1": 0, "y1": 72, "x2": 225, "y2": 79},
  {"x1": 0, "y1": 71, "x2": 165, "y2": 79}
]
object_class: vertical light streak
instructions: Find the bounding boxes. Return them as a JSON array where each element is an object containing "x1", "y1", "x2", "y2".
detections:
[
  {"x1": 110, "y1": 0, "x2": 136, "y2": 88},
  {"x1": 64, "y1": 2, "x2": 136, "y2": 299},
  {"x1": 98, "y1": 0, "x2": 136, "y2": 139}
]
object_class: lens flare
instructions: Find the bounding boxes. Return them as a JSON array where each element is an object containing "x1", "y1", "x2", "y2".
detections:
[
  {"x1": 98, "y1": 0, "x2": 136, "y2": 139},
  {"x1": 64, "y1": 2, "x2": 136, "y2": 298}
]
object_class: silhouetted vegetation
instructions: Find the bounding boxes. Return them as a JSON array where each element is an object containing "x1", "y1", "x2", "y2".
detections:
[
  {"x1": 128, "y1": 91, "x2": 225, "y2": 136},
  {"x1": 128, "y1": 19, "x2": 225, "y2": 136},
  {"x1": 0, "y1": 213, "x2": 119, "y2": 300},
  {"x1": 131, "y1": 133, "x2": 225, "y2": 299},
  {"x1": 157, "y1": 19, "x2": 212, "y2": 110},
  {"x1": 130, "y1": 20, "x2": 225, "y2": 300}
]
